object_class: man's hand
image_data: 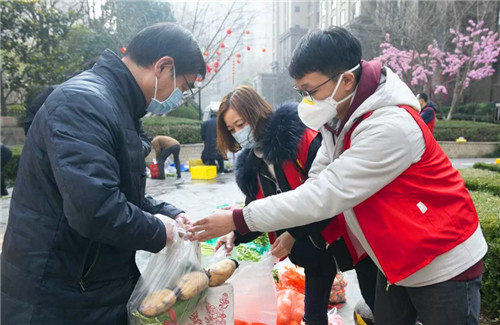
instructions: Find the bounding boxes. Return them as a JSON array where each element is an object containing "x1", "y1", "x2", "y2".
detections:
[
  {"x1": 174, "y1": 212, "x2": 192, "y2": 227},
  {"x1": 187, "y1": 209, "x2": 235, "y2": 242},
  {"x1": 270, "y1": 231, "x2": 295, "y2": 259},
  {"x1": 214, "y1": 232, "x2": 236, "y2": 253},
  {"x1": 156, "y1": 214, "x2": 179, "y2": 246}
]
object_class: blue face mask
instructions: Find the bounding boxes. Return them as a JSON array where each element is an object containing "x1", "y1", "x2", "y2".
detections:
[
  {"x1": 146, "y1": 66, "x2": 184, "y2": 115},
  {"x1": 232, "y1": 125, "x2": 256, "y2": 149}
]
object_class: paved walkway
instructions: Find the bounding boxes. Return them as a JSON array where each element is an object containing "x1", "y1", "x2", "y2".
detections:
[{"x1": 0, "y1": 157, "x2": 497, "y2": 323}]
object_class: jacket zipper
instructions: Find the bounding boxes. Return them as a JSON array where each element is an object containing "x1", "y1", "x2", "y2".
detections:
[
  {"x1": 260, "y1": 173, "x2": 282, "y2": 194},
  {"x1": 79, "y1": 243, "x2": 101, "y2": 291}
]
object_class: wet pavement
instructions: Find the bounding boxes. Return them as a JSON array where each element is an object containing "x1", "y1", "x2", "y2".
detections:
[{"x1": 0, "y1": 157, "x2": 497, "y2": 323}]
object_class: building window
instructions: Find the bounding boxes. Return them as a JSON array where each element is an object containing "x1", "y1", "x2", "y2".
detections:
[
  {"x1": 353, "y1": 1, "x2": 361, "y2": 17},
  {"x1": 332, "y1": 15, "x2": 337, "y2": 26},
  {"x1": 340, "y1": 9, "x2": 346, "y2": 25},
  {"x1": 295, "y1": 24, "x2": 300, "y2": 28},
  {"x1": 295, "y1": 5, "x2": 300, "y2": 12}
]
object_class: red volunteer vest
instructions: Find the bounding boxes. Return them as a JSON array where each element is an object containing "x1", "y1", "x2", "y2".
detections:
[
  {"x1": 255, "y1": 128, "x2": 318, "y2": 244},
  {"x1": 341, "y1": 105, "x2": 478, "y2": 283}
]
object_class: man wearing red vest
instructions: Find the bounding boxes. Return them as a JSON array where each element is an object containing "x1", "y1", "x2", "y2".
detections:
[
  {"x1": 417, "y1": 92, "x2": 438, "y2": 133},
  {"x1": 190, "y1": 27, "x2": 487, "y2": 325}
]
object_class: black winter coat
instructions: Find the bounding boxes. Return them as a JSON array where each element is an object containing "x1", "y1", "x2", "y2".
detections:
[
  {"x1": 1, "y1": 50, "x2": 183, "y2": 325},
  {"x1": 201, "y1": 117, "x2": 223, "y2": 161}
]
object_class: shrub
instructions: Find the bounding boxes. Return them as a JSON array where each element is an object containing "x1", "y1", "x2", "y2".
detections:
[
  {"x1": 473, "y1": 162, "x2": 500, "y2": 173},
  {"x1": 440, "y1": 102, "x2": 496, "y2": 122},
  {"x1": 168, "y1": 101, "x2": 201, "y2": 120},
  {"x1": 471, "y1": 191, "x2": 500, "y2": 319},
  {"x1": 434, "y1": 120, "x2": 500, "y2": 142},
  {"x1": 141, "y1": 116, "x2": 202, "y2": 144},
  {"x1": 3, "y1": 145, "x2": 23, "y2": 185},
  {"x1": 460, "y1": 168, "x2": 500, "y2": 196},
  {"x1": 6, "y1": 105, "x2": 26, "y2": 127}
]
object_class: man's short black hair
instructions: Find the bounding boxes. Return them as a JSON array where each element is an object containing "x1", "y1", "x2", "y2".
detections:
[
  {"x1": 288, "y1": 27, "x2": 362, "y2": 81},
  {"x1": 418, "y1": 93, "x2": 428, "y2": 102},
  {"x1": 125, "y1": 22, "x2": 206, "y2": 79}
]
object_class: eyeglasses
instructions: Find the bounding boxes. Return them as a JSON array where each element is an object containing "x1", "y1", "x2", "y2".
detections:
[
  {"x1": 293, "y1": 71, "x2": 342, "y2": 102},
  {"x1": 182, "y1": 75, "x2": 195, "y2": 98}
]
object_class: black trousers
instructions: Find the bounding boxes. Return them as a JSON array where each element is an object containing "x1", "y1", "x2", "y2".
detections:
[
  {"x1": 202, "y1": 157, "x2": 224, "y2": 173},
  {"x1": 290, "y1": 236, "x2": 377, "y2": 325},
  {"x1": 157, "y1": 144, "x2": 181, "y2": 178}
]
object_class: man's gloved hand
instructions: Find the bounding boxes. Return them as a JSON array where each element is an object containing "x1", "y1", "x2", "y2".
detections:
[{"x1": 156, "y1": 214, "x2": 179, "y2": 246}]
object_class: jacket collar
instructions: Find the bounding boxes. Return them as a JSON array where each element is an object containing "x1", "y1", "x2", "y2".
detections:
[
  {"x1": 235, "y1": 102, "x2": 306, "y2": 197},
  {"x1": 93, "y1": 49, "x2": 147, "y2": 120}
]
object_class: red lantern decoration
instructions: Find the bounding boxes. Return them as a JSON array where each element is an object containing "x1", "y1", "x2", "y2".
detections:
[
  {"x1": 216, "y1": 51, "x2": 221, "y2": 55},
  {"x1": 245, "y1": 30, "x2": 250, "y2": 35},
  {"x1": 214, "y1": 61, "x2": 220, "y2": 68},
  {"x1": 214, "y1": 68, "x2": 218, "y2": 73},
  {"x1": 226, "y1": 28, "x2": 232, "y2": 35},
  {"x1": 237, "y1": 60, "x2": 241, "y2": 64},
  {"x1": 206, "y1": 64, "x2": 212, "y2": 73},
  {"x1": 220, "y1": 43, "x2": 225, "y2": 49},
  {"x1": 196, "y1": 77, "x2": 202, "y2": 82},
  {"x1": 246, "y1": 46, "x2": 251, "y2": 51},
  {"x1": 262, "y1": 48, "x2": 266, "y2": 53},
  {"x1": 236, "y1": 53, "x2": 241, "y2": 58},
  {"x1": 203, "y1": 51, "x2": 209, "y2": 56},
  {"x1": 120, "y1": 47, "x2": 126, "y2": 53}
]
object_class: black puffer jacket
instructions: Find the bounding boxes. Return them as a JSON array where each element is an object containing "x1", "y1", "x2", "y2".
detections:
[{"x1": 1, "y1": 50, "x2": 182, "y2": 325}]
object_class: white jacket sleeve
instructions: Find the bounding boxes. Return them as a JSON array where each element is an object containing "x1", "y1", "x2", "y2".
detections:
[{"x1": 242, "y1": 109, "x2": 425, "y2": 233}]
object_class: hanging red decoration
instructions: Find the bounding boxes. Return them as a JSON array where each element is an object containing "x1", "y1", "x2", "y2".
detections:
[
  {"x1": 236, "y1": 53, "x2": 241, "y2": 58},
  {"x1": 246, "y1": 46, "x2": 251, "y2": 51},
  {"x1": 262, "y1": 48, "x2": 266, "y2": 53},
  {"x1": 206, "y1": 64, "x2": 212, "y2": 72},
  {"x1": 214, "y1": 61, "x2": 220, "y2": 68},
  {"x1": 216, "y1": 51, "x2": 221, "y2": 55},
  {"x1": 245, "y1": 30, "x2": 250, "y2": 35},
  {"x1": 120, "y1": 47, "x2": 126, "y2": 53},
  {"x1": 203, "y1": 51, "x2": 209, "y2": 56},
  {"x1": 196, "y1": 77, "x2": 202, "y2": 82},
  {"x1": 237, "y1": 60, "x2": 241, "y2": 64},
  {"x1": 214, "y1": 68, "x2": 218, "y2": 73},
  {"x1": 220, "y1": 43, "x2": 225, "y2": 49},
  {"x1": 226, "y1": 28, "x2": 232, "y2": 35}
]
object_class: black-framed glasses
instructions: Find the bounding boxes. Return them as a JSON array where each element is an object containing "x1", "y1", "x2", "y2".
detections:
[
  {"x1": 182, "y1": 75, "x2": 195, "y2": 98},
  {"x1": 293, "y1": 71, "x2": 342, "y2": 102}
]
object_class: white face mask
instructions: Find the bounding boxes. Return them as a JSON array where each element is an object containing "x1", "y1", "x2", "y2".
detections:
[
  {"x1": 232, "y1": 125, "x2": 256, "y2": 149},
  {"x1": 298, "y1": 64, "x2": 360, "y2": 130}
]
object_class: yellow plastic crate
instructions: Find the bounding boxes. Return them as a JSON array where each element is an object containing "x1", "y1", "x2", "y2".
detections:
[
  {"x1": 190, "y1": 165, "x2": 217, "y2": 180},
  {"x1": 188, "y1": 159, "x2": 203, "y2": 168}
]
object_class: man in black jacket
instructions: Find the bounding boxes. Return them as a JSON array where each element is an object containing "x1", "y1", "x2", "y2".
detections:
[
  {"x1": 201, "y1": 111, "x2": 224, "y2": 173},
  {"x1": 1, "y1": 23, "x2": 205, "y2": 325}
]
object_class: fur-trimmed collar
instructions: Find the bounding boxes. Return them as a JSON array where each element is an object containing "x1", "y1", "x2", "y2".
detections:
[{"x1": 235, "y1": 102, "x2": 306, "y2": 198}]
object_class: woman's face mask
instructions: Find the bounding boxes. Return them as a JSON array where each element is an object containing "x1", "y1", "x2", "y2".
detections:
[
  {"x1": 232, "y1": 124, "x2": 256, "y2": 149},
  {"x1": 146, "y1": 65, "x2": 184, "y2": 115},
  {"x1": 297, "y1": 64, "x2": 360, "y2": 130}
]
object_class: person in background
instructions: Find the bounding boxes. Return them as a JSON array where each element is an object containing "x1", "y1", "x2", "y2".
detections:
[
  {"x1": 212, "y1": 86, "x2": 377, "y2": 325},
  {"x1": 190, "y1": 27, "x2": 487, "y2": 325},
  {"x1": 2, "y1": 22, "x2": 205, "y2": 325},
  {"x1": 416, "y1": 92, "x2": 438, "y2": 133},
  {"x1": 201, "y1": 110, "x2": 225, "y2": 173},
  {"x1": 152, "y1": 135, "x2": 182, "y2": 179},
  {"x1": 1, "y1": 143, "x2": 12, "y2": 197}
]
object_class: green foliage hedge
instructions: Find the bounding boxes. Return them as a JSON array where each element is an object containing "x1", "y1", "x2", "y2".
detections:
[
  {"x1": 460, "y1": 168, "x2": 500, "y2": 196},
  {"x1": 473, "y1": 162, "x2": 500, "y2": 173},
  {"x1": 142, "y1": 116, "x2": 202, "y2": 144},
  {"x1": 167, "y1": 101, "x2": 201, "y2": 120},
  {"x1": 3, "y1": 145, "x2": 23, "y2": 186},
  {"x1": 440, "y1": 102, "x2": 496, "y2": 123},
  {"x1": 470, "y1": 191, "x2": 500, "y2": 318},
  {"x1": 434, "y1": 120, "x2": 500, "y2": 142}
]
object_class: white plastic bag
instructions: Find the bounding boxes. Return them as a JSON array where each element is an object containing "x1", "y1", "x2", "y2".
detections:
[
  {"x1": 227, "y1": 253, "x2": 277, "y2": 324},
  {"x1": 128, "y1": 241, "x2": 208, "y2": 325}
]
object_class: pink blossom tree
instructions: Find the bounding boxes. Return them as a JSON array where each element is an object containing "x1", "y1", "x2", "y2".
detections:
[{"x1": 376, "y1": 20, "x2": 500, "y2": 120}]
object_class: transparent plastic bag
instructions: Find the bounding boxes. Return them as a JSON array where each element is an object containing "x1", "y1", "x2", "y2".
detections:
[
  {"x1": 228, "y1": 253, "x2": 278, "y2": 325},
  {"x1": 128, "y1": 240, "x2": 208, "y2": 325}
]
